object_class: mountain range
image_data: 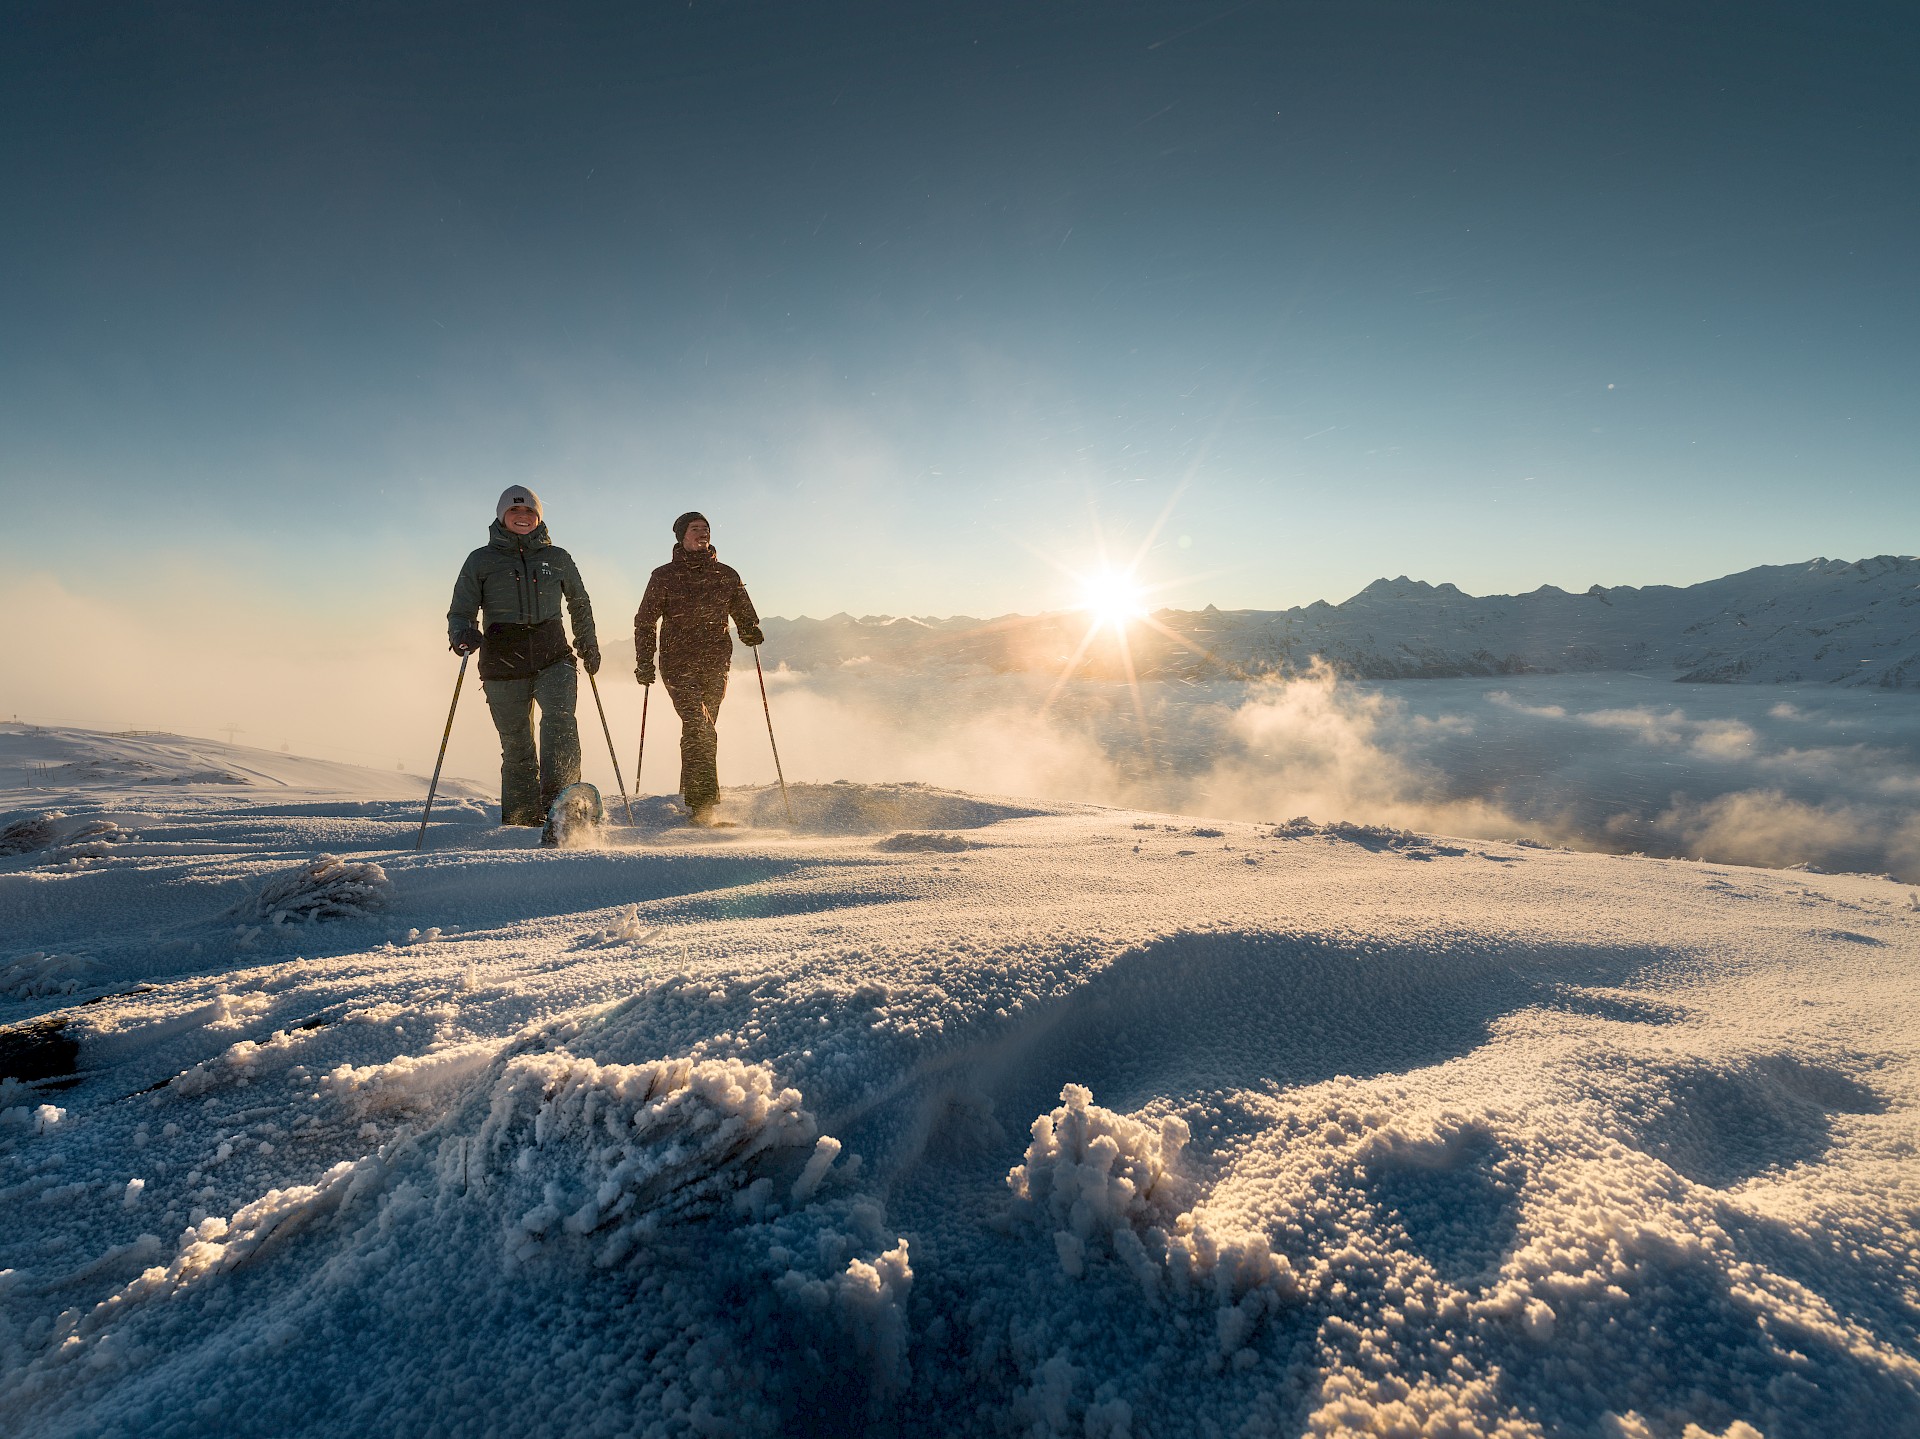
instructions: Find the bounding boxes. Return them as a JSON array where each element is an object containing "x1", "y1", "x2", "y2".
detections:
[{"x1": 762, "y1": 555, "x2": 1920, "y2": 688}]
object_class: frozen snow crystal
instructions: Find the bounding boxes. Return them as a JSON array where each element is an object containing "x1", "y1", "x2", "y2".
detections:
[
  {"x1": 1, "y1": 1102, "x2": 68, "y2": 1134},
  {"x1": 165, "y1": 1018, "x2": 323, "y2": 1098},
  {"x1": 874, "y1": 830, "x2": 974, "y2": 852},
  {"x1": 1009, "y1": 1085, "x2": 1298, "y2": 1353},
  {"x1": 1008, "y1": 1083, "x2": 1193, "y2": 1279},
  {"x1": 0, "y1": 812, "x2": 57, "y2": 855},
  {"x1": 1, "y1": 952, "x2": 102, "y2": 1000},
  {"x1": 585, "y1": 904, "x2": 658, "y2": 945},
  {"x1": 466, "y1": 1051, "x2": 824, "y2": 1268},
  {"x1": 236, "y1": 853, "x2": 392, "y2": 924},
  {"x1": 322, "y1": 1042, "x2": 499, "y2": 1116},
  {"x1": 789, "y1": 1134, "x2": 843, "y2": 1203},
  {"x1": 78, "y1": 1156, "x2": 387, "y2": 1330},
  {"x1": 761, "y1": 1198, "x2": 915, "y2": 1406},
  {"x1": 49, "y1": 817, "x2": 129, "y2": 860},
  {"x1": 1602, "y1": 1417, "x2": 1765, "y2": 1439}
]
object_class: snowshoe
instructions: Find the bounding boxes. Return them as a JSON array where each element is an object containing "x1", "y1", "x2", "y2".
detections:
[{"x1": 541, "y1": 783, "x2": 605, "y2": 848}]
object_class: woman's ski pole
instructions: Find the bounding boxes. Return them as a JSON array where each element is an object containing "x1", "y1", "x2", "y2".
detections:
[
  {"x1": 634, "y1": 683, "x2": 650, "y2": 800},
  {"x1": 415, "y1": 653, "x2": 468, "y2": 852},
  {"x1": 585, "y1": 669, "x2": 636, "y2": 826},
  {"x1": 753, "y1": 648, "x2": 795, "y2": 824}
]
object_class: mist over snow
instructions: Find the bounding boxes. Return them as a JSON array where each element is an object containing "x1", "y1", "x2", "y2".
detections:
[
  {"x1": 9, "y1": 558, "x2": 1917, "y2": 884},
  {"x1": 732, "y1": 666, "x2": 1920, "y2": 883},
  {"x1": 1, "y1": 728, "x2": 1917, "y2": 1437}
]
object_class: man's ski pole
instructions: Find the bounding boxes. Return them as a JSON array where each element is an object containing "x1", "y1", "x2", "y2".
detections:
[
  {"x1": 585, "y1": 669, "x2": 636, "y2": 826},
  {"x1": 753, "y1": 648, "x2": 795, "y2": 824},
  {"x1": 634, "y1": 683, "x2": 650, "y2": 798},
  {"x1": 415, "y1": 653, "x2": 468, "y2": 852}
]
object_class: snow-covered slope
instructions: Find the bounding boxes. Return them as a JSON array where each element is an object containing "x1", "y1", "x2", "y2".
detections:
[
  {"x1": 2, "y1": 752, "x2": 1917, "y2": 1437},
  {"x1": 763, "y1": 556, "x2": 1920, "y2": 688},
  {"x1": 0, "y1": 723, "x2": 488, "y2": 801}
]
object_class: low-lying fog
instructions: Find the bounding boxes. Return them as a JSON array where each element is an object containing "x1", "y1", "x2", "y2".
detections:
[
  {"x1": 15, "y1": 588, "x2": 1917, "y2": 880},
  {"x1": 713, "y1": 664, "x2": 1920, "y2": 881}
]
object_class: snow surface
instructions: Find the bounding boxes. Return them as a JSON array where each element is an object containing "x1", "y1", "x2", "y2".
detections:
[{"x1": 2, "y1": 729, "x2": 1917, "y2": 1438}]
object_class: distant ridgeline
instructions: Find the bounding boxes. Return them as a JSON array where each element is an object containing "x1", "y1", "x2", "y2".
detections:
[{"x1": 761, "y1": 556, "x2": 1920, "y2": 688}]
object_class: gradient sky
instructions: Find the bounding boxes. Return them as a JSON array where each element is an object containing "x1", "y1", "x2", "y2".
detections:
[{"x1": 5, "y1": 0, "x2": 1916, "y2": 629}]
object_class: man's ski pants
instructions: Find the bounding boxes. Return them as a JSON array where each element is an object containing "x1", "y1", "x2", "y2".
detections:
[
  {"x1": 663, "y1": 668, "x2": 728, "y2": 812},
  {"x1": 482, "y1": 659, "x2": 581, "y2": 825}
]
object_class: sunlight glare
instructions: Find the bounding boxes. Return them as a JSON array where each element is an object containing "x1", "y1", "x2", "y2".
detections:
[{"x1": 1080, "y1": 570, "x2": 1147, "y2": 629}]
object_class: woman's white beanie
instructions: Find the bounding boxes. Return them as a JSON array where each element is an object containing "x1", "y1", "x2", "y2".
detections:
[{"x1": 496, "y1": 485, "x2": 542, "y2": 522}]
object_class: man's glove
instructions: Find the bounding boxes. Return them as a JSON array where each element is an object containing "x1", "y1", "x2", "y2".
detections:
[
  {"x1": 738, "y1": 624, "x2": 765, "y2": 647},
  {"x1": 634, "y1": 660, "x2": 656, "y2": 687},
  {"x1": 576, "y1": 640, "x2": 601, "y2": 676},
  {"x1": 451, "y1": 627, "x2": 484, "y2": 656}
]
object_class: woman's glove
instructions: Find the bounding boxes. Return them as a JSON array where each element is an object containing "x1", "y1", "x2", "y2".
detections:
[{"x1": 451, "y1": 628, "x2": 484, "y2": 656}]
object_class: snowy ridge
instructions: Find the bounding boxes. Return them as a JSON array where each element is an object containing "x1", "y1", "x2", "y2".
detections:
[
  {"x1": 0, "y1": 723, "x2": 488, "y2": 798},
  {"x1": 1, "y1": 754, "x2": 1917, "y2": 1435},
  {"x1": 762, "y1": 556, "x2": 1920, "y2": 689}
]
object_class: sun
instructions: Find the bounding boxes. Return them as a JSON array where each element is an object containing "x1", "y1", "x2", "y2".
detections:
[{"x1": 1079, "y1": 569, "x2": 1147, "y2": 630}]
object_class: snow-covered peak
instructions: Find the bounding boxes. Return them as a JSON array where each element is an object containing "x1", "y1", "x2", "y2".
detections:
[{"x1": 757, "y1": 557, "x2": 1920, "y2": 688}]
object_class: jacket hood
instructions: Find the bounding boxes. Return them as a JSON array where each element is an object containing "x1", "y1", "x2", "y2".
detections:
[
  {"x1": 672, "y1": 542, "x2": 719, "y2": 564},
  {"x1": 491, "y1": 519, "x2": 552, "y2": 551}
]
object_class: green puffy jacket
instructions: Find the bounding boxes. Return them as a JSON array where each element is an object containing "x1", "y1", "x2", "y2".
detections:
[{"x1": 448, "y1": 521, "x2": 598, "y2": 680}]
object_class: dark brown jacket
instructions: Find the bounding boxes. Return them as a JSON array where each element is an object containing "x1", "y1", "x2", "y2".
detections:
[{"x1": 634, "y1": 545, "x2": 762, "y2": 682}]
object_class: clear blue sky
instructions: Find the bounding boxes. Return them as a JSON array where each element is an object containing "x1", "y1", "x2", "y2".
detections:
[{"x1": 5, "y1": 0, "x2": 1916, "y2": 624}]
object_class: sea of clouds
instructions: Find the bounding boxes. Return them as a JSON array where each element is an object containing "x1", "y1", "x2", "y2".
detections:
[{"x1": 725, "y1": 663, "x2": 1920, "y2": 881}]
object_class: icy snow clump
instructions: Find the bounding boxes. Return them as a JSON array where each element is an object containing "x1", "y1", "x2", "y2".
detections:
[
  {"x1": 0, "y1": 812, "x2": 58, "y2": 855},
  {"x1": 465, "y1": 1051, "x2": 826, "y2": 1268},
  {"x1": 235, "y1": 853, "x2": 392, "y2": 924},
  {"x1": 1009, "y1": 1082, "x2": 1194, "y2": 1279}
]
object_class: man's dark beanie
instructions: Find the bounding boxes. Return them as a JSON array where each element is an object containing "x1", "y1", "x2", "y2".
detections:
[{"x1": 673, "y1": 511, "x2": 708, "y2": 543}]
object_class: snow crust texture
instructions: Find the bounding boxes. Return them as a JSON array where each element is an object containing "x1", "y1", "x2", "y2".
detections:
[{"x1": 2, "y1": 729, "x2": 1918, "y2": 1438}]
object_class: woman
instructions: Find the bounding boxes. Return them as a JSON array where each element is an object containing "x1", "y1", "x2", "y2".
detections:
[
  {"x1": 632, "y1": 511, "x2": 762, "y2": 824},
  {"x1": 447, "y1": 486, "x2": 600, "y2": 837}
]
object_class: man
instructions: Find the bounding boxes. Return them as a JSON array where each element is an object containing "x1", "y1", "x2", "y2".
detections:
[
  {"x1": 633, "y1": 511, "x2": 763, "y2": 824},
  {"x1": 447, "y1": 486, "x2": 601, "y2": 838}
]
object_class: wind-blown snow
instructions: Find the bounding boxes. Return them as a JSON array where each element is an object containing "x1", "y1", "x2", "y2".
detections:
[{"x1": 1, "y1": 728, "x2": 1917, "y2": 1437}]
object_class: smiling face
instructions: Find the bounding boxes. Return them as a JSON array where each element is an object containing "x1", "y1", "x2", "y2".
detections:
[
  {"x1": 502, "y1": 504, "x2": 540, "y2": 535},
  {"x1": 682, "y1": 518, "x2": 711, "y2": 551}
]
